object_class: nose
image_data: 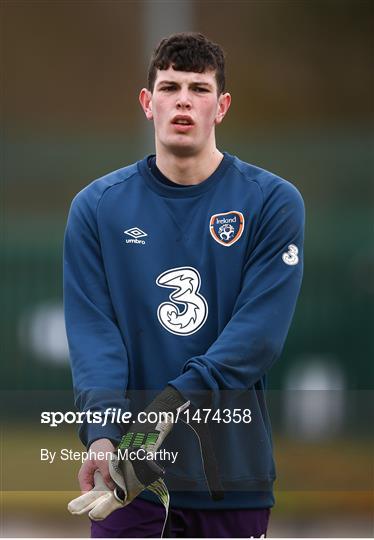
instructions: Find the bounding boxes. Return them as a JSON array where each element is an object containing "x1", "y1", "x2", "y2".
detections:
[{"x1": 176, "y1": 90, "x2": 191, "y2": 110}]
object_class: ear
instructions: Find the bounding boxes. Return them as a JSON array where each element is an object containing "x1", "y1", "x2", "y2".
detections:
[
  {"x1": 215, "y1": 92, "x2": 231, "y2": 125},
  {"x1": 139, "y1": 88, "x2": 153, "y2": 120}
]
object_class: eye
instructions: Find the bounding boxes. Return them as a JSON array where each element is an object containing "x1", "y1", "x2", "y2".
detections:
[
  {"x1": 195, "y1": 87, "x2": 209, "y2": 93},
  {"x1": 160, "y1": 85, "x2": 176, "y2": 92}
]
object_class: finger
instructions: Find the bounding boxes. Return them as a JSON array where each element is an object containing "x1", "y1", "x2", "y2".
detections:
[
  {"x1": 68, "y1": 490, "x2": 107, "y2": 515},
  {"x1": 88, "y1": 492, "x2": 123, "y2": 521},
  {"x1": 98, "y1": 463, "x2": 116, "y2": 490},
  {"x1": 78, "y1": 461, "x2": 96, "y2": 492}
]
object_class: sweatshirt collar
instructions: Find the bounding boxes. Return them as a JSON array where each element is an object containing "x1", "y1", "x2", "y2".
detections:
[{"x1": 138, "y1": 152, "x2": 234, "y2": 198}]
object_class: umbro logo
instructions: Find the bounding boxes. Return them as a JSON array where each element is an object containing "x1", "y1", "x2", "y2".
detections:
[
  {"x1": 124, "y1": 227, "x2": 147, "y2": 245},
  {"x1": 124, "y1": 227, "x2": 147, "y2": 239}
]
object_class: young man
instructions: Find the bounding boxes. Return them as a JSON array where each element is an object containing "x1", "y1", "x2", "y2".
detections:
[{"x1": 64, "y1": 33, "x2": 304, "y2": 537}]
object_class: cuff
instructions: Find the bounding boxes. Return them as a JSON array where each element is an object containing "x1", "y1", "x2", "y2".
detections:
[
  {"x1": 82, "y1": 422, "x2": 124, "y2": 450},
  {"x1": 169, "y1": 368, "x2": 213, "y2": 408}
]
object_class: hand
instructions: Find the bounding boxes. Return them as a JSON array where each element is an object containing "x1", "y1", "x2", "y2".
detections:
[
  {"x1": 78, "y1": 438, "x2": 116, "y2": 492},
  {"x1": 69, "y1": 468, "x2": 170, "y2": 533},
  {"x1": 68, "y1": 469, "x2": 123, "y2": 520},
  {"x1": 69, "y1": 387, "x2": 187, "y2": 523},
  {"x1": 107, "y1": 385, "x2": 188, "y2": 504},
  {"x1": 69, "y1": 453, "x2": 170, "y2": 522}
]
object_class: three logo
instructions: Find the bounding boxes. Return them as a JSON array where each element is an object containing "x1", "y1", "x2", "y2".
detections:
[
  {"x1": 282, "y1": 244, "x2": 299, "y2": 266},
  {"x1": 156, "y1": 267, "x2": 208, "y2": 336}
]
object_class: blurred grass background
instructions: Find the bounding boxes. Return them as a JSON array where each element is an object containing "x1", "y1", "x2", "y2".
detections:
[{"x1": 1, "y1": 0, "x2": 373, "y2": 537}]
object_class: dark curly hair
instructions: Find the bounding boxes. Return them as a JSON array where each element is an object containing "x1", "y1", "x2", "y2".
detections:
[{"x1": 147, "y1": 32, "x2": 226, "y2": 94}]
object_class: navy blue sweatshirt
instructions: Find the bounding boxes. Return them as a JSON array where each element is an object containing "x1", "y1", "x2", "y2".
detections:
[{"x1": 64, "y1": 152, "x2": 304, "y2": 509}]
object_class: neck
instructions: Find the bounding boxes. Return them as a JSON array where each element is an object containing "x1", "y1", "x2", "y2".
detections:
[{"x1": 155, "y1": 145, "x2": 224, "y2": 185}]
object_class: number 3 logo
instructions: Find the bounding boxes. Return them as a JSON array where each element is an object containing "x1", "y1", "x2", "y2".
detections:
[
  {"x1": 282, "y1": 244, "x2": 299, "y2": 266},
  {"x1": 156, "y1": 267, "x2": 208, "y2": 336}
]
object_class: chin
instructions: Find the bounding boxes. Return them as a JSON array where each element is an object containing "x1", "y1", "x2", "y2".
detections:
[
  {"x1": 163, "y1": 139, "x2": 201, "y2": 157},
  {"x1": 164, "y1": 141, "x2": 199, "y2": 158}
]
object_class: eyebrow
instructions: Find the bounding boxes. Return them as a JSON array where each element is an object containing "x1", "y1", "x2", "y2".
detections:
[{"x1": 156, "y1": 80, "x2": 213, "y2": 88}]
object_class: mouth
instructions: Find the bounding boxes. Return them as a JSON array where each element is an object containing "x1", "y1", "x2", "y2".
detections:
[
  {"x1": 171, "y1": 115, "x2": 194, "y2": 131},
  {"x1": 172, "y1": 115, "x2": 194, "y2": 125}
]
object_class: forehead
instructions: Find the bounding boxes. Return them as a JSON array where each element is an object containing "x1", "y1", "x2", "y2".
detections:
[{"x1": 154, "y1": 66, "x2": 217, "y2": 87}]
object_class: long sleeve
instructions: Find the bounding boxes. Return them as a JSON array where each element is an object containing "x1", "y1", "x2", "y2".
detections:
[
  {"x1": 64, "y1": 188, "x2": 130, "y2": 447},
  {"x1": 170, "y1": 179, "x2": 305, "y2": 402}
]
